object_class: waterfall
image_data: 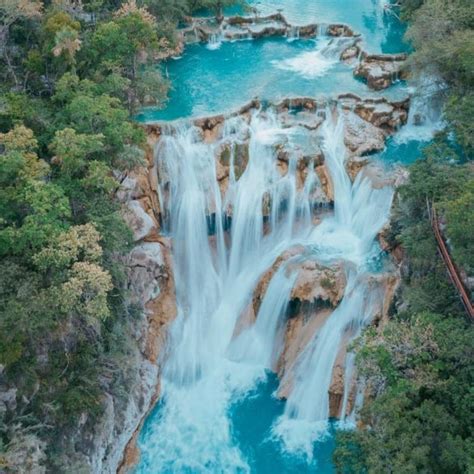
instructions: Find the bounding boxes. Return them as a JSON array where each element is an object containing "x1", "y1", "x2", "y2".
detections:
[
  {"x1": 318, "y1": 24, "x2": 328, "y2": 36},
  {"x1": 394, "y1": 78, "x2": 446, "y2": 144},
  {"x1": 228, "y1": 263, "x2": 298, "y2": 369},
  {"x1": 272, "y1": 37, "x2": 354, "y2": 79},
  {"x1": 271, "y1": 113, "x2": 393, "y2": 457},
  {"x1": 138, "y1": 110, "x2": 321, "y2": 472},
  {"x1": 207, "y1": 30, "x2": 224, "y2": 50},
  {"x1": 137, "y1": 107, "x2": 394, "y2": 470},
  {"x1": 287, "y1": 25, "x2": 300, "y2": 42}
]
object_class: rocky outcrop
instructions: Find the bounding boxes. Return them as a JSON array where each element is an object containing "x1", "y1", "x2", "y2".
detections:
[
  {"x1": 275, "y1": 258, "x2": 346, "y2": 398},
  {"x1": 249, "y1": 247, "x2": 347, "y2": 397},
  {"x1": 340, "y1": 42, "x2": 362, "y2": 63},
  {"x1": 343, "y1": 110, "x2": 386, "y2": 157},
  {"x1": 179, "y1": 14, "x2": 358, "y2": 45},
  {"x1": 252, "y1": 248, "x2": 345, "y2": 317},
  {"x1": 289, "y1": 259, "x2": 346, "y2": 307},
  {"x1": 277, "y1": 307, "x2": 333, "y2": 399},
  {"x1": 354, "y1": 53, "x2": 408, "y2": 90},
  {"x1": 339, "y1": 94, "x2": 410, "y2": 132},
  {"x1": 73, "y1": 140, "x2": 177, "y2": 474}
]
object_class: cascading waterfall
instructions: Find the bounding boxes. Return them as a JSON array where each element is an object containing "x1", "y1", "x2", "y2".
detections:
[
  {"x1": 287, "y1": 25, "x2": 300, "y2": 42},
  {"x1": 137, "y1": 107, "x2": 394, "y2": 471},
  {"x1": 273, "y1": 37, "x2": 355, "y2": 79},
  {"x1": 394, "y1": 77, "x2": 446, "y2": 143},
  {"x1": 228, "y1": 263, "x2": 298, "y2": 369},
  {"x1": 207, "y1": 31, "x2": 224, "y2": 50},
  {"x1": 272, "y1": 114, "x2": 393, "y2": 457}
]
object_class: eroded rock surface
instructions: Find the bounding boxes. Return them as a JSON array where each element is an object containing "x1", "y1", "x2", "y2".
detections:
[
  {"x1": 354, "y1": 53, "x2": 407, "y2": 90},
  {"x1": 76, "y1": 143, "x2": 177, "y2": 474},
  {"x1": 180, "y1": 14, "x2": 357, "y2": 45}
]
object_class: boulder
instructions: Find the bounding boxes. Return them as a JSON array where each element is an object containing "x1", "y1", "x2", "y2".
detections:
[
  {"x1": 354, "y1": 53, "x2": 407, "y2": 90},
  {"x1": 127, "y1": 243, "x2": 167, "y2": 305},
  {"x1": 327, "y1": 24, "x2": 356, "y2": 37},
  {"x1": 343, "y1": 110, "x2": 386, "y2": 157},
  {"x1": 123, "y1": 200, "x2": 158, "y2": 242},
  {"x1": 354, "y1": 99, "x2": 408, "y2": 132},
  {"x1": 340, "y1": 44, "x2": 360, "y2": 62},
  {"x1": 288, "y1": 259, "x2": 346, "y2": 306}
]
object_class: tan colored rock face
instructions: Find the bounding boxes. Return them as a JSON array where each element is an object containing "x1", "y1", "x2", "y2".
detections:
[
  {"x1": 249, "y1": 247, "x2": 348, "y2": 395},
  {"x1": 354, "y1": 53, "x2": 407, "y2": 90},
  {"x1": 144, "y1": 239, "x2": 177, "y2": 364},
  {"x1": 328, "y1": 347, "x2": 346, "y2": 417},
  {"x1": 123, "y1": 200, "x2": 159, "y2": 242},
  {"x1": 277, "y1": 307, "x2": 333, "y2": 399},
  {"x1": 346, "y1": 156, "x2": 369, "y2": 181},
  {"x1": 114, "y1": 141, "x2": 177, "y2": 474},
  {"x1": 288, "y1": 259, "x2": 346, "y2": 307},
  {"x1": 315, "y1": 163, "x2": 334, "y2": 202},
  {"x1": 343, "y1": 110, "x2": 386, "y2": 157}
]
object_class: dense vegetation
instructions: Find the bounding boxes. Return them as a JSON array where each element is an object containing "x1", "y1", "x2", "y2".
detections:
[
  {"x1": 334, "y1": 1, "x2": 474, "y2": 472},
  {"x1": 0, "y1": 0, "x2": 240, "y2": 470}
]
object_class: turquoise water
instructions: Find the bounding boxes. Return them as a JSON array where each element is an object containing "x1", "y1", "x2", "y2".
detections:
[
  {"x1": 246, "y1": 0, "x2": 408, "y2": 53},
  {"x1": 229, "y1": 374, "x2": 336, "y2": 473},
  {"x1": 137, "y1": 37, "x2": 408, "y2": 122},
  {"x1": 138, "y1": 0, "x2": 410, "y2": 122},
  {"x1": 206, "y1": 0, "x2": 408, "y2": 53},
  {"x1": 378, "y1": 136, "x2": 427, "y2": 165},
  {"x1": 138, "y1": 374, "x2": 336, "y2": 473}
]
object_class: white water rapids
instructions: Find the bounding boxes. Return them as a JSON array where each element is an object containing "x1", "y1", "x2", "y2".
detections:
[{"x1": 137, "y1": 108, "x2": 394, "y2": 472}]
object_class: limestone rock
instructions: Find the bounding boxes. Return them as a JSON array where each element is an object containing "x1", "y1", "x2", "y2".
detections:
[
  {"x1": 327, "y1": 23, "x2": 356, "y2": 37},
  {"x1": 346, "y1": 156, "x2": 370, "y2": 181},
  {"x1": 277, "y1": 308, "x2": 333, "y2": 399},
  {"x1": 288, "y1": 259, "x2": 346, "y2": 306},
  {"x1": 344, "y1": 110, "x2": 386, "y2": 157},
  {"x1": 123, "y1": 200, "x2": 158, "y2": 242},
  {"x1": 328, "y1": 349, "x2": 346, "y2": 417},
  {"x1": 315, "y1": 163, "x2": 334, "y2": 202},
  {"x1": 340, "y1": 44, "x2": 360, "y2": 62},
  {"x1": 127, "y1": 243, "x2": 166, "y2": 305},
  {"x1": 354, "y1": 53, "x2": 407, "y2": 90},
  {"x1": 354, "y1": 99, "x2": 409, "y2": 132}
]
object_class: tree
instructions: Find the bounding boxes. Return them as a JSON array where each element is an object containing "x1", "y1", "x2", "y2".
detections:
[
  {"x1": 49, "y1": 127, "x2": 104, "y2": 176},
  {"x1": 334, "y1": 312, "x2": 474, "y2": 474},
  {"x1": 199, "y1": 0, "x2": 244, "y2": 21},
  {"x1": 52, "y1": 26, "x2": 82, "y2": 67}
]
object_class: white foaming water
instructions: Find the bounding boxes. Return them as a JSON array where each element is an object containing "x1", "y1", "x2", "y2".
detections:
[
  {"x1": 138, "y1": 110, "x2": 319, "y2": 472},
  {"x1": 228, "y1": 263, "x2": 298, "y2": 369},
  {"x1": 272, "y1": 38, "x2": 353, "y2": 79},
  {"x1": 137, "y1": 108, "x2": 394, "y2": 471},
  {"x1": 207, "y1": 32, "x2": 223, "y2": 50},
  {"x1": 272, "y1": 115, "x2": 393, "y2": 458},
  {"x1": 394, "y1": 79, "x2": 447, "y2": 144}
]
